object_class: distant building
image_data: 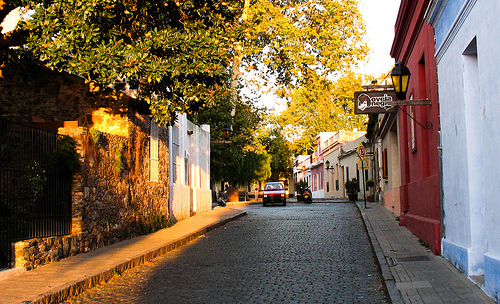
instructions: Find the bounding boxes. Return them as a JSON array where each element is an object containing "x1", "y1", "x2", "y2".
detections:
[
  {"x1": 322, "y1": 131, "x2": 367, "y2": 200},
  {"x1": 294, "y1": 130, "x2": 366, "y2": 199}
]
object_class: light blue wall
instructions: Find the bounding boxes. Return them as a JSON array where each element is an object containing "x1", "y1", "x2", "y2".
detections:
[
  {"x1": 432, "y1": 0, "x2": 467, "y2": 49},
  {"x1": 485, "y1": 254, "x2": 500, "y2": 302},
  {"x1": 429, "y1": 0, "x2": 500, "y2": 301}
]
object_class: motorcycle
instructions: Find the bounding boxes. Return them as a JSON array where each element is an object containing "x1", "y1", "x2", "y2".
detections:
[
  {"x1": 217, "y1": 190, "x2": 227, "y2": 207},
  {"x1": 303, "y1": 187, "x2": 312, "y2": 204}
]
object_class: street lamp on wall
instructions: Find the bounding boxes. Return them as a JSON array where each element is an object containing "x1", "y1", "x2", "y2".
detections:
[
  {"x1": 325, "y1": 160, "x2": 334, "y2": 171},
  {"x1": 222, "y1": 125, "x2": 232, "y2": 141},
  {"x1": 389, "y1": 61, "x2": 433, "y2": 130},
  {"x1": 210, "y1": 125, "x2": 232, "y2": 144},
  {"x1": 391, "y1": 61, "x2": 411, "y2": 101}
]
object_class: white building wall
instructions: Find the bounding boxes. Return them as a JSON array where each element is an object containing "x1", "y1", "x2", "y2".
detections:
[
  {"x1": 338, "y1": 136, "x2": 368, "y2": 199},
  {"x1": 428, "y1": 0, "x2": 500, "y2": 300},
  {"x1": 169, "y1": 113, "x2": 211, "y2": 222}
]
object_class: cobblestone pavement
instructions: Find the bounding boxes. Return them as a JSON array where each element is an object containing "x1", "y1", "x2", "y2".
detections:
[{"x1": 63, "y1": 203, "x2": 388, "y2": 303}]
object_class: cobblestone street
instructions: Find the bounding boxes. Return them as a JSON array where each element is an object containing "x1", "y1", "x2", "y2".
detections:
[{"x1": 63, "y1": 203, "x2": 388, "y2": 303}]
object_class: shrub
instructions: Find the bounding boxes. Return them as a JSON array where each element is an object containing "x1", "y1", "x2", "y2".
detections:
[{"x1": 345, "y1": 178, "x2": 360, "y2": 195}]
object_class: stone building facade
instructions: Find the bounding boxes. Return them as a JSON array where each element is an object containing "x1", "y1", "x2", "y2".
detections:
[{"x1": 1, "y1": 61, "x2": 172, "y2": 269}]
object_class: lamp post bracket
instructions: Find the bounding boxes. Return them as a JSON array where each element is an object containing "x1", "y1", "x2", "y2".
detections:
[
  {"x1": 386, "y1": 99, "x2": 432, "y2": 106},
  {"x1": 361, "y1": 85, "x2": 394, "y2": 90}
]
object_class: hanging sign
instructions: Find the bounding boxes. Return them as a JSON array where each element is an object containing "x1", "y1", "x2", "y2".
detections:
[{"x1": 354, "y1": 90, "x2": 399, "y2": 114}]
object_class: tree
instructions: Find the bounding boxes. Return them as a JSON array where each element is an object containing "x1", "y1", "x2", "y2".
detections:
[
  {"x1": 1, "y1": 0, "x2": 243, "y2": 125},
  {"x1": 259, "y1": 126, "x2": 293, "y2": 181},
  {"x1": 277, "y1": 71, "x2": 369, "y2": 154},
  {"x1": 232, "y1": 0, "x2": 368, "y2": 101},
  {"x1": 190, "y1": 96, "x2": 271, "y2": 186}
]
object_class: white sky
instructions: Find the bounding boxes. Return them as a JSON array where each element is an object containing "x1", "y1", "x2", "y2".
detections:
[
  {"x1": 356, "y1": 0, "x2": 401, "y2": 77},
  {"x1": 0, "y1": 7, "x2": 21, "y2": 34}
]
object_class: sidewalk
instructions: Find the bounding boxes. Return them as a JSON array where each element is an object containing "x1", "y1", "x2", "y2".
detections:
[
  {"x1": 357, "y1": 201, "x2": 496, "y2": 304},
  {"x1": 0, "y1": 207, "x2": 246, "y2": 304}
]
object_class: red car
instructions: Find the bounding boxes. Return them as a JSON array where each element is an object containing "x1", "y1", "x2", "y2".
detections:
[{"x1": 263, "y1": 182, "x2": 286, "y2": 206}]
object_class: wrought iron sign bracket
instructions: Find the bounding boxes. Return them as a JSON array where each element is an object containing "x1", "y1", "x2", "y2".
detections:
[{"x1": 397, "y1": 105, "x2": 433, "y2": 130}]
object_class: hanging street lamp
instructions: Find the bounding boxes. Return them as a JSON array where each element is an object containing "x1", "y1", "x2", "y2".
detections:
[{"x1": 391, "y1": 61, "x2": 411, "y2": 101}]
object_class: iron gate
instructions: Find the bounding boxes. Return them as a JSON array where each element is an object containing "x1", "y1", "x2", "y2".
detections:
[{"x1": 0, "y1": 118, "x2": 72, "y2": 269}]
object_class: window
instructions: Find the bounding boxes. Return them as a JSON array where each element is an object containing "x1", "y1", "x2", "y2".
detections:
[
  {"x1": 184, "y1": 150, "x2": 190, "y2": 186},
  {"x1": 150, "y1": 119, "x2": 159, "y2": 182},
  {"x1": 172, "y1": 124, "x2": 181, "y2": 184},
  {"x1": 382, "y1": 148, "x2": 388, "y2": 179},
  {"x1": 319, "y1": 171, "x2": 323, "y2": 190},
  {"x1": 410, "y1": 95, "x2": 416, "y2": 152},
  {"x1": 335, "y1": 164, "x2": 339, "y2": 191}
]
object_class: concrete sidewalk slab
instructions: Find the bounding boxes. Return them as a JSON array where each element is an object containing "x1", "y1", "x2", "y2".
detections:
[
  {"x1": 0, "y1": 207, "x2": 246, "y2": 304},
  {"x1": 357, "y1": 202, "x2": 496, "y2": 304}
]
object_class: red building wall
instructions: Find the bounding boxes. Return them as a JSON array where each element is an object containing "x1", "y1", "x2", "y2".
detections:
[{"x1": 390, "y1": 0, "x2": 441, "y2": 254}]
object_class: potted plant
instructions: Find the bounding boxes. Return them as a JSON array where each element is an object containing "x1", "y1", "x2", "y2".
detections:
[
  {"x1": 345, "y1": 178, "x2": 360, "y2": 201},
  {"x1": 366, "y1": 179, "x2": 375, "y2": 202}
]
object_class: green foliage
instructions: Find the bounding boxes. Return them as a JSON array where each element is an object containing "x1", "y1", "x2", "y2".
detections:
[
  {"x1": 90, "y1": 128, "x2": 101, "y2": 147},
  {"x1": 114, "y1": 141, "x2": 124, "y2": 174},
  {"x1": 241, "y1": 0, "x2": 368, "y2": 97},
  {"x1": 17, "y1": 0, "x2": 243, "y2": 125},
  {"x1": 259, "y1": 126, "x2": 293, "y2": 181},
  {"x1": 190, "y1": 95, "x2": 271, "y2": 186},
  {"x1": 345, "y1": 178, "x2": 360, "y2": 195},
  {"x1": 137, "y1": 213, "x2": 172, "y2": 235},
  {"x1": 26, "y1": 160, "x2": 46, "y2": 203},
  {"x1": 294, "y1": 180, "x2": 309, "y2": 196},
  {"x1": 47, "y1": 135, "x2": 81, "y2": 178},
  {"x1": 277, "y1": 72, "x2": 369, "y2": 154},
  {"x1": 366, "y1": 179, "x2": 375, "y2": 188}
]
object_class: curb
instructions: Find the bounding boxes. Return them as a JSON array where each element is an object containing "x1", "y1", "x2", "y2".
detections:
[
  {"x1": 28, "y1": 210, "x2": 247, "y2": 304},
  {"x1": 355, "y1": 202, "x2": 404, "y2": 304}
]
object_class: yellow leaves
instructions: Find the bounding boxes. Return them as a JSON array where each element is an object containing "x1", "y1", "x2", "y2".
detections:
[{"x1": 88, "y1": 82, "x2": 101, "y2": 92}]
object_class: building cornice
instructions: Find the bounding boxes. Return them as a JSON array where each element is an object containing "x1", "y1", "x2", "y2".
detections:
[
  {"x1": 391, "y1": 0, "x2": 430, "y2": 62},
  {"x1": 432, "y1": 0, "x2": 477, "y2": 64}
]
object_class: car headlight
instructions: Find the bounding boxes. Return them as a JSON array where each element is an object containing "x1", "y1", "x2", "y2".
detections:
[
  {"x1": 264, "y1": 194, "x2": 268, "y2": 198},
  {"x1": 281, "y1": 194, "x2": 285, "y2": 197}
]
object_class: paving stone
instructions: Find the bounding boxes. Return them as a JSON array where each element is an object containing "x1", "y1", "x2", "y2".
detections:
[
  {"x1": 62, "y1": 203, "x2": 388, "y2": 303},
  {"x1": 357, "y1": 202, "x2": 496, "y2": 304}
]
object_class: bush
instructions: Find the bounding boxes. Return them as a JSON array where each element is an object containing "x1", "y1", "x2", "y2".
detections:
[
  {"x1": 294, "y1": 180, "x2": 309, "y2": 195},
  {"x1": 366, "y1": 179, "x2": 375, "y2": 188},
  {"x1": 345, "y1": 178, "x2": 360, "y2": 195}
]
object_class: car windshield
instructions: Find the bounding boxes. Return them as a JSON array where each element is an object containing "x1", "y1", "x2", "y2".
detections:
[{"x1": 265, "y1": 183, "x2": 284, "y2": 190}]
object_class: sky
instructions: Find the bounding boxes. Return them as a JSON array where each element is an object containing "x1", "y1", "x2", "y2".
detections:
[
  {"x1": 357, "y1": 0, "x2": 402, "y2": 77},
  {"x1": 0, "y1": 7, "x2": 20, "y2": 34}
]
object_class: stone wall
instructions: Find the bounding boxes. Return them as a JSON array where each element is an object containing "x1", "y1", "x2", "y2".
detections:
[
  {"x1": 15, "y1": 234, "x2": 86, "y2": 269},
  {"x1": 1, "y1": 61, "x2": 171, "y2": 269}
]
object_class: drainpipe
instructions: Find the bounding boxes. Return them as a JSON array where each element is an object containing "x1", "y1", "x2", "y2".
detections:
[{"x1": 437, "y1": 130, "x2": 445, "y2": 240}]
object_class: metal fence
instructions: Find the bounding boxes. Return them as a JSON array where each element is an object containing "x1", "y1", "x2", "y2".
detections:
[{"x1": 0, "y1": 118, "x2": 72, "y2": 269}]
